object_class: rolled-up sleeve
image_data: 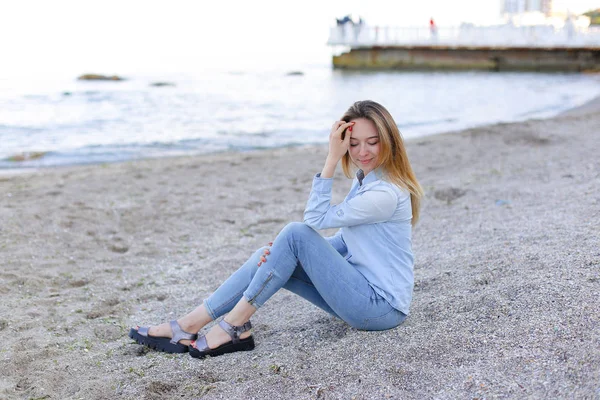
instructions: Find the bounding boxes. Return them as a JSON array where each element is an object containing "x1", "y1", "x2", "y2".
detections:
[{"x1": 303, "y1": 174, "x2": 397, "y2": 230}]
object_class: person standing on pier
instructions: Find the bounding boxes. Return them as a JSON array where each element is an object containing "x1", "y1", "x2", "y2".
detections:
[{"x1": 430, "y1": 17, "x2": 437, "y2": 40}]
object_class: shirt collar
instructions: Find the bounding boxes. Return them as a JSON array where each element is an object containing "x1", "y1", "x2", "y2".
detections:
[{"x1": 356, "y1": 168, "x2": 384, "y2": 186}]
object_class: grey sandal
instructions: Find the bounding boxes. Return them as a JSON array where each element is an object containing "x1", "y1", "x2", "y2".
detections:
[
  {"x1": 129, "y1": 320, "x2": 198, "y2": 353},
  {"x1": 189, "y1": 319, "x2": 255, "y2": 359}
]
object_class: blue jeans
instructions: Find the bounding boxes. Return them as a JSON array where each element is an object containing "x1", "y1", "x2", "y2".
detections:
[{"x1": 204, "y1": 222, "x2": 406, "y2": 331}]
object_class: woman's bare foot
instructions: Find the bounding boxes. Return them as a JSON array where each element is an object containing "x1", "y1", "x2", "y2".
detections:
[
  {"x1": 136, "y1": 304, "x2": 213, "y2": 345},
  {"x1": 145, "y1": 320, "x2": 195, "y2": 345},
  {"x1": 194, "y1": 298, "x2": 256, "y2": 349},
  {"x1": 198, "y1": 320, "x2": 252, "y2": 349}
]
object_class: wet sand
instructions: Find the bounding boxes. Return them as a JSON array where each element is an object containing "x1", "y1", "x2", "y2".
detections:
[{"x1": 0, "y1": 100, "x2": 599, "y2": 399}]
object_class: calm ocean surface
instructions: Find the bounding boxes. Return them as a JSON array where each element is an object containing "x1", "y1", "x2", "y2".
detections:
[{"x1": 1, "y1": 65, "x2": 599, "y2": 169}]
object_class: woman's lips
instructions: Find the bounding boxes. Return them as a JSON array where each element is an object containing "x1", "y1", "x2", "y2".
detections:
[{"x1": 360, "y1": 158, "x2": 372, "y2": 164}]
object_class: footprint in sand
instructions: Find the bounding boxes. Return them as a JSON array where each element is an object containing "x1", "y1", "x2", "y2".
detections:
[
  {"x1": 108, "y1": 237, "x2": 129, "y2": 253},
  {"x1": 433, "y1": 187, "x2": 466, "y2": 204}
]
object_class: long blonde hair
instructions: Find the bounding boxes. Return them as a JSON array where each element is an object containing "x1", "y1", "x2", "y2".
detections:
[{"x1": 341, "y1": 100, "x2": 424, "y2": 225}]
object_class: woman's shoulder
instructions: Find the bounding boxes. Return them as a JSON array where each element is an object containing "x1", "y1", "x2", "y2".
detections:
[{"x1": 363, "y1": 178, "x2": 409, "y2": 200}]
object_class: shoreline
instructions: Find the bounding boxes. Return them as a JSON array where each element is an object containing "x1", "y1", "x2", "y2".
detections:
[
  {"x1": 2, "y1": 92, "x2": 599, "y2": 178},
  {"x1": 0, "y1": 98, "x2": 599, "y2": 398},
  {"x1": 558, "y1": 93, "x2": 600, "y2": 117}
]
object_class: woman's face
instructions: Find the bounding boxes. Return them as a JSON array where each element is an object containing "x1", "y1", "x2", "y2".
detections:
[{"x1": 348, "y1": 118, "x2": 380, "y2": 175}]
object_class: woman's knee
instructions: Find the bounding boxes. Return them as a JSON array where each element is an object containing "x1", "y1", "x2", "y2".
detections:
[
  {"x1": 279, "y1": 222, "x2": 314, "y2": 240},
  {"x1": 237, "y1": 246, "x2": 269, "y2": 276}
]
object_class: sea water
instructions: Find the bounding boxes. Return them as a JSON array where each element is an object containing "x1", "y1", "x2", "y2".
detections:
[{"x1": 0, "y1": 65, "x2": 598, "y2": 169}]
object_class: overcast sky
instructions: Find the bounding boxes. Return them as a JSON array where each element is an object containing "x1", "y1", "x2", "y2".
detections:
[{"x1": 1, "y1": 0, "x2": 598, "y2": 75}]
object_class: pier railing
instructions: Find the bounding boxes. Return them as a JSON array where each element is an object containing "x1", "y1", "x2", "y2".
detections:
[{"x1": 328, "y1": 25, "x2": 600, "y2": 48}]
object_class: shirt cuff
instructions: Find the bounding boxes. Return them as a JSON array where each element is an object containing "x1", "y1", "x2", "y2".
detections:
[{"x1": 312, "y1": 173, "x2": 333, "y2": 193}]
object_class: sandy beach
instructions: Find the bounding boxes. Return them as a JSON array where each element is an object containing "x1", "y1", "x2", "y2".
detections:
[{"x1": 0, "y1": 100, "x2": 599, "y2": 399}]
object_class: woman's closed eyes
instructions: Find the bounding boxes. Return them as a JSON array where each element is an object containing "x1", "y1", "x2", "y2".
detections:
[{"x1": 350, "y1": 141, "x2": 379, "y2": 147}]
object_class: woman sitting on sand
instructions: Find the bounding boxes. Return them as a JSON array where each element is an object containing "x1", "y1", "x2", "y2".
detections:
[{"x1": 129, "y1": 100, "x2": 423, "y2": 358}]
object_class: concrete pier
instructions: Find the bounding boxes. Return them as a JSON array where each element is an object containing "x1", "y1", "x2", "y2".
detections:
[
  {"x1": 328, "y1": 24, "x2": 600, "y2": 72},
  {"x1": 332, "y1": 46, "x2": 600, "y2": 72}
]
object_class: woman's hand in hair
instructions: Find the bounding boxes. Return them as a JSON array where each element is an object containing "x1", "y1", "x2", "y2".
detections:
[
  {"x1": 328, "y1": 121, "x2": 354, "y2": 161},
  {"x1": 321, "y1": 121, "x2": 354, "y2": 178}
]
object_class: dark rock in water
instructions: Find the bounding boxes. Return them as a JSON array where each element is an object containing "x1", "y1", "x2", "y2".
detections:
[
  {"x1": 6, "y1": 152, "x2": 47, "y2": 162},
  {"x1": 286, "y1": 71, "x2": 304, "y2": 76},
  {"x1": 150, "y1": 82, "x2": 176, "y2": 87},
  {"x1": 63, "y1": 91, "x2": 72, "y2": 96},
  {"x1": 77, "y1": 74, "x2": 125, "y2": 81}
]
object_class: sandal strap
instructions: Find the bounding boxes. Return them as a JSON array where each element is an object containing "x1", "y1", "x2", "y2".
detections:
[
  {"x1": 169, "y1": 320, "x2": 198, "y2": 345},
  {"x1": 193, "y1": 335, "x2": 210, "y2": 352},
  {"x1": 218, "y1": 320, "x2": 252, "y2": 344},
  {"x1": 137, "y1": 326, "x2": 150, "y2": 336}
]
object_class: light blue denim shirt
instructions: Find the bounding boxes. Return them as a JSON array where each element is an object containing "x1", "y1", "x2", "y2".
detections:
[{"x1": 303, "y1": 168, "x2": 414, "y2": 315}]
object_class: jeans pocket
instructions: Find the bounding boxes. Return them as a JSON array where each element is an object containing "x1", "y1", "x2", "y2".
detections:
[{"x1": 361, "y1": 306, "x2": 407, "y2": 331}]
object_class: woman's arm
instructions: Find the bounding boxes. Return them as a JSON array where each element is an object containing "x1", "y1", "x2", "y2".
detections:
[{"x1": 303, "y1": 178, "x2": 397, "y2": 229}]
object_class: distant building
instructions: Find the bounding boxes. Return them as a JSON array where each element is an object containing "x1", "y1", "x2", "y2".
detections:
[
  {"x1": 502, "y1": 0, "x2": 552, "y2": 16},
  {"x1": 541, "y1": 0, "x2": 552, "y2": 15}
]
